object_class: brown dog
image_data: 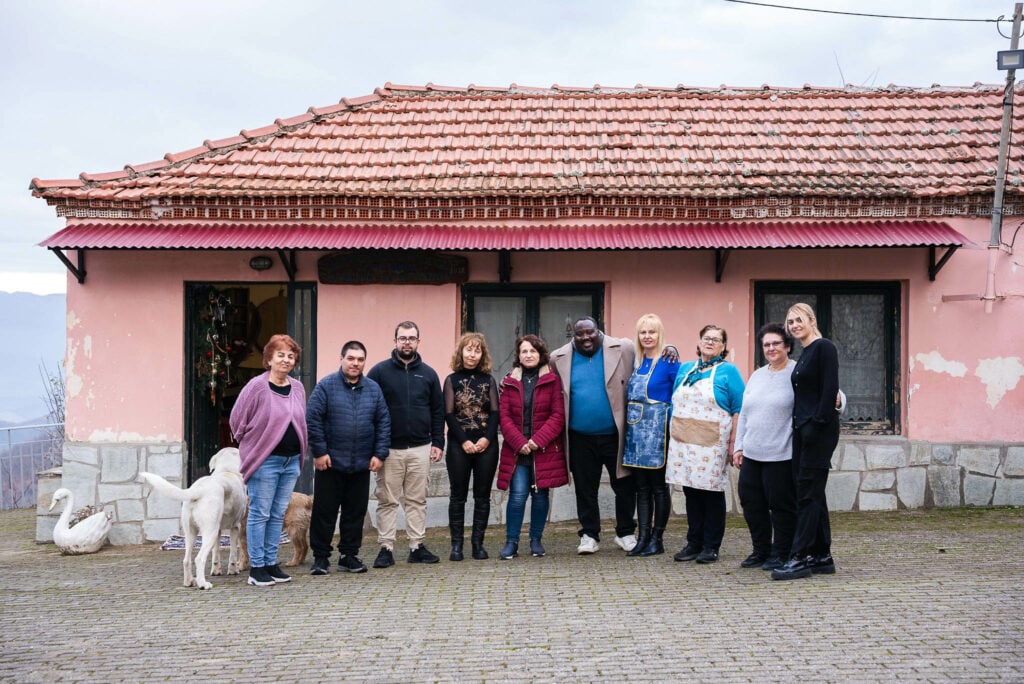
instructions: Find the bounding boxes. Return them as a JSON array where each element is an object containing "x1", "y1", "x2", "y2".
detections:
[{"x1": 239, "y1": 492, "x2": 313, "y2": 570}]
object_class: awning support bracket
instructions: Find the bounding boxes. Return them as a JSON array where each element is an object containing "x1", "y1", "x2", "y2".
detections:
[
  {"x1": 51, "y1": 248, "x2": 86, "y2": 284},
  {"x1": 498, "y1": 250, "x2": 512, "y2": 283},
  {"x1": 929, "y1": 245, "x2": 959, "y2": 281},
  {"x1": 276, "y1": 249, "x2": 297, "y2": 281},
  {"x1": 715, "y1": 249, "x2": 730, "y2": 283}
]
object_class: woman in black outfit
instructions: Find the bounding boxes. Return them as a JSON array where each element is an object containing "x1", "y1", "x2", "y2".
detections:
[
  {"x1": 772, "y1": 303, "x2": 841, "y2": 581},
  {"x1": 443, "y1": 333, "x2": 500, "y2": 561}
]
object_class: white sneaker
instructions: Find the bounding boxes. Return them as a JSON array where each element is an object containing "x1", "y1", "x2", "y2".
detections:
[
  {"x1": 614, "y1": 534, "x2": 638, "y2": 552},
  {"x1": 577, "y1": 534, "x2": 599, "y2": 554}
]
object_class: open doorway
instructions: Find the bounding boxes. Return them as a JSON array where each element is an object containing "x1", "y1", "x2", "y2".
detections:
[{"x1": 184, "y1": 282, "x2": 316, "y2": 488}]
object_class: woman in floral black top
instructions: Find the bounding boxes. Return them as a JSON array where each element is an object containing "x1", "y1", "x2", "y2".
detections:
[{"x1": 443, "y1": 333, "x2": 500, "y2": 560}]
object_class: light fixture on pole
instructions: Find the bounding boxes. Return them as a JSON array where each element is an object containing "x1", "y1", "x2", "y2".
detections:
[
  {"x1": 997, "y1": 49, "x2": 1024, "y2": 70},
  {"x1": 983, "y1": 3, "x2": 1023, "y2": 313}
]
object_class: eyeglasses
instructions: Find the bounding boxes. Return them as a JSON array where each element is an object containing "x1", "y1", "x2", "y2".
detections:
[
  {"x1": 762, "y1": 341, "x2": 785, "y2": 349},
  {"x1": 701, "y1": 336, "x2": 723, "y2": 344},
  {"x1": 396, "y1": 336, "x2": 419, "y2": 343}
]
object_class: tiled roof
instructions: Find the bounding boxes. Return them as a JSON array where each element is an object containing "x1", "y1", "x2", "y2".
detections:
[
  {"x1": 40, "y1": 219, "x2": 969, "y2": 251},
  {"x1": 30, "y1": 83, "x2": 1022, "y2": 203}
]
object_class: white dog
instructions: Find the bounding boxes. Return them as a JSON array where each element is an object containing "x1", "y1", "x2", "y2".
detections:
[{"x1": 139, "y1": 447, "x2": 248, "y2": 590}]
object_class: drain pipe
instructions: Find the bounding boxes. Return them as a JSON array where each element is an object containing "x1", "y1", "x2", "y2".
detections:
[{"x1": 986, "y1": 3, "x2": 1023, "y2": 313}]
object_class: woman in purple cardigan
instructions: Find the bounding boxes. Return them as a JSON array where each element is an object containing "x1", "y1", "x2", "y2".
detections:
[
  {"x1": 497, "y1": 334, "x2": 568, "y2": 560},
  {"x1": 229, "y1": 334, "x2": 308, "y2": 587}
]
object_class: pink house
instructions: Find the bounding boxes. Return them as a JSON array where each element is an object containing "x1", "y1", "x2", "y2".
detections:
[{"x1": 31, "y1": 83, "x2": 1024, "y2": 544}]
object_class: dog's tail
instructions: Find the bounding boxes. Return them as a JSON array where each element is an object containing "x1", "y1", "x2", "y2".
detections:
[{"x1": 138, "y1": 472, "x2": 201, "y2": 502}]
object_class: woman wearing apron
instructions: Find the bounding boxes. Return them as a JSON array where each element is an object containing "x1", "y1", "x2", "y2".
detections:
[
  {"x1": 622, "y1": 314, "x2": 680, "y2": 557},
  {"x1": 667, "y1": 324, "x2": 745, "y2": 564}
]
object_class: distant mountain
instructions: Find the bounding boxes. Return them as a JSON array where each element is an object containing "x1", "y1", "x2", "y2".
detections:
[{"x1": 0, "y1": 292, "x2": 65, "y2": 424}]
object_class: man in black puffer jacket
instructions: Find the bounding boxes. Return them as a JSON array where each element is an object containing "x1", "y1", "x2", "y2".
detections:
[
  {"x1": 367, "y1": 321, "x2": 446, "y2": 568},
  {"x1": 307, "y1": 340, "x2": 391, "y2": 575}
]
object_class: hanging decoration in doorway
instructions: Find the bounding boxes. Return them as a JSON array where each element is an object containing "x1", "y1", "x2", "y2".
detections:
[{"x1": 195, "y1": 289, "x2": 236, "y2": 406}]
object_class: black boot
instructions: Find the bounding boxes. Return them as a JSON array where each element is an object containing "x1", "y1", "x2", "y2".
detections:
[
  {"x1": 639, "y1": 527, "x2": 665, "y2": 556},
  {"x1": 470, "y1": 497, "x2": 490, "y2": 560},
  {"x1": 627, "y1": 486, "x2": 653, "y2": 557},
  {"x1": 638, "y1": 483, "x2": 669, "y2": 556},
  {"x1": 448, "y1": 497, "x2": 465, "y2": 560}
]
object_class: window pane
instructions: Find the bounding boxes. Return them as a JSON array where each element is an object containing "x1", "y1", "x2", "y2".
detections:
[
  {"x1": 831, "y1": 293, "x2": 886, "y2": 422},
  {"x1": 539, "y1": 295, "x2": 593, "y2": 351},
  {"x1": 473, "y1": 296, "x2": 525, "y2": 380}
]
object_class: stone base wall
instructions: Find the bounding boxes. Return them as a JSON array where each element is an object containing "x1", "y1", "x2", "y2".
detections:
[
  {"x1": 36, "y1": 438, "x2": 1024, "y2": 545},
  {"x1": 418, "y1": 438, "x2": 1024, "y2": 528},
  {"x1": 36, "y1": 441, "x2": 186, "y2": 544}
]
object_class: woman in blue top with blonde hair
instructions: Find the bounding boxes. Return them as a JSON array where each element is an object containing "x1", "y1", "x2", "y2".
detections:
[{"x1": 622, "y1": 314, "x2": 680, "y2": 556}]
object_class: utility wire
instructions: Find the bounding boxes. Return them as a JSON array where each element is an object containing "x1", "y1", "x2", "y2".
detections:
[{"x1": 723, "y1": 0, "x2": 1004, "y2": 23}]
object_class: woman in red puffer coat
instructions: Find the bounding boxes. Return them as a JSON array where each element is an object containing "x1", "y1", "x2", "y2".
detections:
[{"x1": 497, "y1": 334, "x2": 568, "y2": 560}]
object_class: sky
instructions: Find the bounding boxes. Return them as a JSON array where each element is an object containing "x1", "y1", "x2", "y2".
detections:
[{"x1": 1, "y1": 0, "x2": 1018, "y2": 294}]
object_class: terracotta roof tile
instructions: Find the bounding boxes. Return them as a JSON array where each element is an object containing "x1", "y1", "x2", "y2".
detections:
[{"x1": 31, "y1": 84, "x2": 1024, "y2": 203}]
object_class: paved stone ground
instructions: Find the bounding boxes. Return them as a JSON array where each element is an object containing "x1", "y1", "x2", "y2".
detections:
[{"x1": 1, "y1": 506, "x2": 1021, "y2": 683}]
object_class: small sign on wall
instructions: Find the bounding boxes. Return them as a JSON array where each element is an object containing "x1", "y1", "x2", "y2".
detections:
[{"x1": 318, "y1": 250, "x2": 468, "y2": 285}]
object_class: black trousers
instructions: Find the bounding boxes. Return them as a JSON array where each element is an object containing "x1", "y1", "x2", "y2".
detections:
[
  {"x1": 682, "y1": 486, "x2": 726, "y2": 551},
  {"x1": 310, "y1": 468, "x2": 371, "y2": 559},
  {"x1": 790, "y1": 416, "x2": 840, "y2": 558},
  {"x1": 738, "y1": 458, "x2": 797, "y2": 559},
  {"x1": 445, "y1": 441, "x2": 499, "y2": 541},
  {"x1": 569, "y1": 430, "x2": 636, "y2": 540}
]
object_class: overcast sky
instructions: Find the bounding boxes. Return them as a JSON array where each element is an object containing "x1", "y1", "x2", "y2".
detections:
[{"x1": 1, "y1": 0, "x2": 1017, "y2": 294}]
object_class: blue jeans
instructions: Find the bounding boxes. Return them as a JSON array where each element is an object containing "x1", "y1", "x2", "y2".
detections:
[
  {"x1": 505, "y1": 465, "x2": 549, "y2": 542},
  {"x1": 246, "y1": 454, "x2": 300, "y2": 568}
]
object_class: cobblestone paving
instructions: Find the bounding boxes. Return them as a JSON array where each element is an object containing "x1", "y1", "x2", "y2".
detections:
[{"x1": 1, "y1": 507, "x2": 1021, "y2": 683}]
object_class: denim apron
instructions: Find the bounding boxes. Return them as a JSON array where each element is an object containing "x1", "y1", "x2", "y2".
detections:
[
  {"x1": 622, "y1": 362, "x2": 670, "y2": 469},
  {"x1": 665, "y1": 363, "x2": 731, "y2": 492}
]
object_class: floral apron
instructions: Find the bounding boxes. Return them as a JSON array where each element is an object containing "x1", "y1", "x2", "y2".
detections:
[
  {"x1": 622, "y1": 364, "x2": 670, "y2": 469},
  {"x1": 665, "y1": 363, "x2": 731, "y2": 492}
]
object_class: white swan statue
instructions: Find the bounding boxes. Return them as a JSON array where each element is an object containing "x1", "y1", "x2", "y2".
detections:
[{"x1": 49, "y1": 488, "x2": 112, "y2": 555}]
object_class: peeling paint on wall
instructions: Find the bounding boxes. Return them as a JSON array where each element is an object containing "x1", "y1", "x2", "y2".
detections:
[
  {"x1": 913, "y1": 351, "x2": 968, "y2": 378},
  {"x1": 908, "y1": 383, "x2": 920, "y2": 401},
  {"x1": 84, "y1": 334, "x2": 93, "y2": 358},
  {"x1": 974, "y1": 357, "x2": 1024, "y2": 408},
  {"x1": 65, "y1": 338, "x2": 82, "y2": 398},
  {"x1": 67, "y1": 309, "x2": 80, "y2": 329}
]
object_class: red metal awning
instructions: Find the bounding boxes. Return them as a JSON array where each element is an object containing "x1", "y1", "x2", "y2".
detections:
[{"x1": 40, "y1": 219, "x2": 971, "y2": 251}]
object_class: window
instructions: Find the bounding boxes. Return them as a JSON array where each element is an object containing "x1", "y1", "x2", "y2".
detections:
[
  {"x1": 754, "y1": 282, "x2": 901, "y2": 435},
  {"x1": 463, "y1": 284, "x2": 604, "y2": 380}
]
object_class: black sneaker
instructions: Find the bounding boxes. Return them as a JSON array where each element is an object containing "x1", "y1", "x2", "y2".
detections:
[
  {"x1": 809, "y1": 554, "x2": 836, "y2": 574},
  {"x1": 695, "y1": 548, "x2": 719, "y2": 564},
  {"x1": 265, "y1": 564, "x2": 291, "y2": 583},
  {"x1": 310, "y1": 557, "x2": 330, "y2": 575},
  {"x1": 740, "y1": 552, "x2": 767, "y2": 568},
  {"x1": 338, "y1": 554, "x2": 368, "y2": 573},
  {"x1": 408, "y1": 543, "x2": 440, "y2": 564},
  {"x1": 247, "y1": 566, "x2": 275, "y2": 587},
  {"x1": 372, "y1": 547, "x2": 395, "y2": 569},
  {"x1": 673, "y1": 544, "x2": 702, "y2": 562},
  {"x1": 771, "y1": 556, "x2": 813, "y2": 581}
]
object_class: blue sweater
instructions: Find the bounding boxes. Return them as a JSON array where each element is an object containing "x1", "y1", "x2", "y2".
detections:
[
  {"x1": 306, "y1": 372, "x2": 391, "y2": 473},
  {"x1": 672, "y1": 360, "x2": 745, "y2": 415}
]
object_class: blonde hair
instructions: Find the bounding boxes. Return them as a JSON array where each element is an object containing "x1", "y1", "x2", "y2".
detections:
[
  {"x1": 634, "y1": 313, "x2": 666, "y2": 368},
  {"x1": 450, "y1": 332, "x2": 493, "y2": 373},
  {"x1": 786, "y1": 303, "x2": 821, "y2": 337}
]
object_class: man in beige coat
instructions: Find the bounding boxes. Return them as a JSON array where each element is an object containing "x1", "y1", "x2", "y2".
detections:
[{"x1": 550, "y1": 317, "x2": 638, "y2": 554}]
